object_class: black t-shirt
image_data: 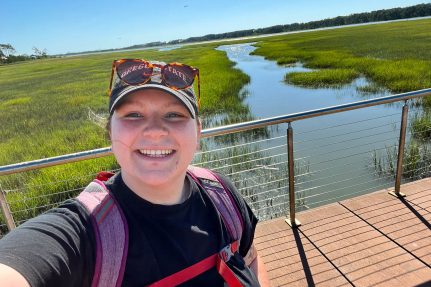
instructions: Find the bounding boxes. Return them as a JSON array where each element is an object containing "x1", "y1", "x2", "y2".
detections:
[{"x1": 0, "y1": 172, "x2": 259, "y2": 286}]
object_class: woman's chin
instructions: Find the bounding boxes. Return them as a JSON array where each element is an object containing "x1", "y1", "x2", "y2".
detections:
[{"x1": 123, "y1": 168, "x2": 186, "y2": 189}]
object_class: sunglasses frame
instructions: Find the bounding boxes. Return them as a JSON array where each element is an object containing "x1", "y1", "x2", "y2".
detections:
[{"x1": 109, "y1": 59, "x2": 201, "y2": 108}]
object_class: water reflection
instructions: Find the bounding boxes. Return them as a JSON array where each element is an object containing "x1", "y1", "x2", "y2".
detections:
[
  {"x1": 197, "y1": 43, "x2": 422, "y2": 219},
  {"x1": 217, "y1": 43, "x2": 393, "y2": 118}
]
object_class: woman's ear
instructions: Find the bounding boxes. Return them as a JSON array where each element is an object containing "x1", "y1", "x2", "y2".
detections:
[
  {"x1": 196, "y1": 118, "x2": 202, "y2": 151},
  {"x1": 106, "y1": 115, "x2": 112, "y2": 141}
]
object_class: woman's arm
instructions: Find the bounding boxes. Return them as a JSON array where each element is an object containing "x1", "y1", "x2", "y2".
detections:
[
  {"x1": 0, "y1": 264, "x2": 30, "y2": 287},
  {"x1": 244, "y1": 244, "x2": 271, "y2": 286},
  {"x1": 250, "y1": 252, "x2": 271, "y2": 287}
]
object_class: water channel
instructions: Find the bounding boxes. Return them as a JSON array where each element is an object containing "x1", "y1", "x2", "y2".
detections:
[{"x1": 197, "y1": 43, "x2": 414, "y2": 219}]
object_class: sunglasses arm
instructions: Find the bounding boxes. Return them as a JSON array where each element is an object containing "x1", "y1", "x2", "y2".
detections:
[
  {"x1": 197, "y1": 72, "x2": 201, "y2": 109},
  {"x1": 108, "y1": 62, "x2": 116, "y2": 95}
]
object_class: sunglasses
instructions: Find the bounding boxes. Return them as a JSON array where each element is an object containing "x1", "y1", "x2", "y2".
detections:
[{"x1": 109, "y1": 59, "x2": 200, "y2": 107}]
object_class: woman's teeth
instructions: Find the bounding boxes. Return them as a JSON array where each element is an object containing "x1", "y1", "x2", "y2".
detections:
[{"x1": 139, "y1": 149, "x2": 173, "y2": 157}]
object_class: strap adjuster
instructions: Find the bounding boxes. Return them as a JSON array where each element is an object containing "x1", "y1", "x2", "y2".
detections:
[{"x1": 219, "y1": 241, "x2": 239, "y2": 262}]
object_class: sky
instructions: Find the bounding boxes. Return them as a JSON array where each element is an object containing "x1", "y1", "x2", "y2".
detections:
[{"x1": 2, "y1": 0, "x2": 429, "y2": 55}]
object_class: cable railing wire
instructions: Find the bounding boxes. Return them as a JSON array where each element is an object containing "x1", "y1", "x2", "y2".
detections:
[
  {"x1": 294, "y1": 112, "x2": 400, "y2": 136},
  {"x1": 294, "y1": 121, "x2": 399, "y2": 146},
  {"x1": 238, "y1": 177, "x2": 287, "y2": 192},
  {"x1": 295, "y1": 165, "x2": 385, "y2": 188},
  {"x1": 2, "y1": 168, "x2": 121, "y2": 193},
  {"x1": 301, "y1": 173, "x2": 395, "y2": 202},
  {"x1": 210, "y1": 152, "x2": 287, "y2": 172},
  {"x1": 1, "y1": 88, "x2": 431, "y2": 227},
  {"x1": 296, "y1": 168, "x2": 394, "y2": 195},
  {"x1": 296, "y1": 143, "x2": 400, "y2": 168},
  {"x1": 226, "y1": 160, "x2": 288, "y2": 176},
  {"x1": 243, "y1": 184, "x2": 289, "y2": 201},
  {"x1": 7, "y1": 187, "x2": 84, "y2": 204},
  {"x1": 294, "y1": 141, "x2": 402, "y2": 182},
  {"x1": 11, "y1": 201, "x2": 63, "y2": 216},
  {"x1": 196, "y1": 134, "x2": 287, "y2": 156},
  {"x1": 306, "y1": 180, "x2": 395, "y2": 208},
  {"x1": 194, "y1": 143, "x2": 286, "y2": 166},
  {"x1": 294, "y1": 133, "x2": 397, "y2": 155},
  {"x1": 232, "y1": 168, "x2": 285, "y2": 186}
]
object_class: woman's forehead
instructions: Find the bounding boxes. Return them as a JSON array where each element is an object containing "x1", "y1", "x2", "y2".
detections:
[{"x1": 120, "y1": 89, "x2": 182, "y2": 107}]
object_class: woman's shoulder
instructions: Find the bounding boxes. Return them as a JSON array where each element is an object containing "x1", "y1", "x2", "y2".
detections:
[
  {"x1": 8, "y1": 197, "x2": 95, "y2": 243},
  {"x1": 0, "y1": 198, "x2": 96, "y2": 287}
]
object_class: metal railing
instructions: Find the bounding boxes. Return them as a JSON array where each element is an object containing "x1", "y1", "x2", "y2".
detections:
[{"x1": 1, "y1": 88, "x2": 431, "y2": 232}]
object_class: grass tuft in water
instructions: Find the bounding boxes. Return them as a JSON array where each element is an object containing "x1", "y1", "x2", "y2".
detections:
[
  {"x1": 410, "y1": 112, "x2": 431, "y2": 140},
  {"x1": 252, "y1": 18, "x2": 431, "y2": 94},
  {"x1": 285, "y1": 68, "x2": 359, "y2": 88}
]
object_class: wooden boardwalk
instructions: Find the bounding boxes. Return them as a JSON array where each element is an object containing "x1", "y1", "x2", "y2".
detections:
[{"x1": 255, "y1": 178, "x2": 431, "y2": 287}]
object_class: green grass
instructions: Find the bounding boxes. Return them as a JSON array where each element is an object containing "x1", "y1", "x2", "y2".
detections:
[
  {"x1": 286, "y1": 68, "x2": 359, "y2": 88},
  {"x1": 0, "y1": 45, "x2": 250, "y2": 166},
  {"x1": 2, "y1": 18, "x2": 431, "y2": 230},
  {"x1": 411, "y1": 112, "x2": 431, "y2": 140},
  {"x1": 356, "y1": 83, "x2": 386, "y2": 94},
  {"x1": 0, "y1": 44, "x2": 251, "y2": 230},
  {"x1": 251, "y1": 18, "x2": 431, "y2": 94}
]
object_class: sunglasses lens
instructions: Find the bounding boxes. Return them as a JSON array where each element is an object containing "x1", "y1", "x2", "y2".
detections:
[
  {"x1": 163, "y1": 64, "x2": 196, "y2": 89},
  {"x1": 117, "y1": 60, "x2": 152, "y2": 85}
]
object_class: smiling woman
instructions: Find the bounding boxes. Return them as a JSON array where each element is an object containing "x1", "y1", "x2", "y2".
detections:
[
  {"x1": 0, "y1": 58, "x2": 270, "y2": 287},
  {"x1": 109, "y1": 89, "x2": 200, "y2": 204}
]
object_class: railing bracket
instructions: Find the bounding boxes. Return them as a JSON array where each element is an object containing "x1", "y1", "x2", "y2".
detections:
[
  {"x1": 388, "y1": 190, "x2": 406, "y2": 198},
  {"x1": 285, "y1": 218, "x2": 301, "y2": 228}
]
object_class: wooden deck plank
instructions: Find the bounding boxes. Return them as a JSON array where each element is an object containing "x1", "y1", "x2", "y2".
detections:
[
  {"x1": 255, "y1": 178, "x2": 431, "y2": 287},
  {"x1": 255, "y1": 218, "x2": 352, "y2": 287}
]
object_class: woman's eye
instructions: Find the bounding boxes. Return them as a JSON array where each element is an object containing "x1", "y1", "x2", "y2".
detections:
[
  {"x1": 124, "y1": 112, "x2": 143, "y2": 118},
  {"x1": 166, "y1": 112, "x2": 184, "y2": 119}
]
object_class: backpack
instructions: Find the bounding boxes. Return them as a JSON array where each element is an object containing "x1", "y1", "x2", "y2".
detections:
[{"x1": 76, "y1": 166, "x2": 245, "y2": 287}]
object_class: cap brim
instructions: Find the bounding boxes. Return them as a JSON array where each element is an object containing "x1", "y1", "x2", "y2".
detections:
[{"x1": 110, "y1": 83, "x2": 196, "y2": 118}]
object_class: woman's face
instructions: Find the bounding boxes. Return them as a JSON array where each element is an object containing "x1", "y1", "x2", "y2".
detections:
[{"x1": 110, "y1": 89, "x2": 200, "y2": 189}]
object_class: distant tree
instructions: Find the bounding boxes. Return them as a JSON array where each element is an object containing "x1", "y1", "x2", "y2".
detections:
[
  {"x1": 32, "y1": 46, "x2": 48, "y2": 58},
  {"x1": 166, "y1": 3, "x2": 431, "y2": 46},
  {"x1": 0, "y1": 44, "x2": 16, "y2": 63}
]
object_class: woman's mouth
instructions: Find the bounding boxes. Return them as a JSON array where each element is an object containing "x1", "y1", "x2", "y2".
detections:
[{"x1": 138, "y1": 149, "x2": 175, "y2": 158}]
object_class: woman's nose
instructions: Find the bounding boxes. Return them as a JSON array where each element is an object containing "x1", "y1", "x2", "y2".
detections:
[{"x1": 142, "y1": 117, "x2": 168, "y2": 138}]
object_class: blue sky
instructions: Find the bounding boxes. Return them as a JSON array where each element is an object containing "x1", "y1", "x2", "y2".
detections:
[{"x1": 2, "y1": 0, "x2": 429, "y2": 55}]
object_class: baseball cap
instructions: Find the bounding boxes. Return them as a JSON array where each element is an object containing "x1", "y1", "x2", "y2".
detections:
[{"x1": 109, "y1": 60, "x2": 198, "y2": 118}]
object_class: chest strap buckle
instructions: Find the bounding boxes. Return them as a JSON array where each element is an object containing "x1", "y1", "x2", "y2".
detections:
[{"x1": 219, "y1": 240, "x2": 239, "y2": 262}]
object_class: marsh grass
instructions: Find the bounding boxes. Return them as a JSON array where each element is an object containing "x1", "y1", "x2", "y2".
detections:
[
  {"x1": 252, "y1": 18, "x2": 431, "y2": 95},
  {"x1": 0, "y1": 45, "x2": 250, "y2": 165},
  {"x1": 2, "y1": 18, "x2": 431, "y2": 227},
  {"x1": 372, "y1": 140, "x2": 431, "y2": 181},
  {"x1": 410, "y1": 112, "x2": 431, "y2": 140},
  {"x1": 0, "y1": 44, "x2": 251, "y2": 228},
  {"x1": 194, "y1": 136, "x2": 310, "y2": 220},
  {"x1": 286, "y1": 68, "x2": 359, "y2": 88},
  {"x1": 357, "y1": 83, "x2": 386, "y2": 94}
]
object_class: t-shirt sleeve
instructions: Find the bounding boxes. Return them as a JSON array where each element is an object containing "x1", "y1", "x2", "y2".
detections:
[
  {"x1": 0, "y1": 199, "x2": 95, "y2": 287},
  {"x1": 214, "y1": 172, "x2": 259, "y2": 257}
]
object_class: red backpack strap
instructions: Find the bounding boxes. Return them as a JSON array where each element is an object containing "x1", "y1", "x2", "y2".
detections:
[
  {"x1": 147, "y1": 166, "x2": 245, "y2": 287},
  {"x1": 147, "y1": 240, "x2": 242, "y2": 287},
  {"x1": 187, "y1": 166, "x2": 244, "y2": 245},
  {"x1": 76, "y1": 179, "x2": 129, "y2": 287}
]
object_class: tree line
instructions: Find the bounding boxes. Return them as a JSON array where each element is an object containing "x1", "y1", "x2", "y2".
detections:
[
  {"x1": 2, "y1": 3, "x2": 430, "y2": 60},
  {"x1": 0, "y1": 45, "x2": 48, "y2": 64},
  {"x1": 173, "y1": 3, "x2": 431, "y2": 45}
]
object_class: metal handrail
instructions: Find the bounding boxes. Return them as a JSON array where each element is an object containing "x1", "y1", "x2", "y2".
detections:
[{"x1": 1, "y1": 88, "x2": 430, "y2": 176}]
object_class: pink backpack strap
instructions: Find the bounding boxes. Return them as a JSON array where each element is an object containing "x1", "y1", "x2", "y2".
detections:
[
  {"x1": 187, "y1": 166, "x2": 244, "y2": 244},
  {"x1": 76, "y1": 179, "x2": 129, "y2": 287}
]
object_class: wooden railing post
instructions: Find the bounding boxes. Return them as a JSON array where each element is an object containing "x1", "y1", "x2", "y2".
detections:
[
  {"x1": 0, "y1": 185, "x2": 16, "y2": 231},
  {"x1": 389, "y1": 101, "x2": 408, "y2": 198},
  {"x1": 286, "y1": 123, "x2": 301, "y2": 227}
]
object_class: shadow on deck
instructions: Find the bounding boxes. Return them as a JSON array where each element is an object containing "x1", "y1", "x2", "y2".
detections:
[{"x1": 255, "y1": 178, "x2": 431, "y2": 287}]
